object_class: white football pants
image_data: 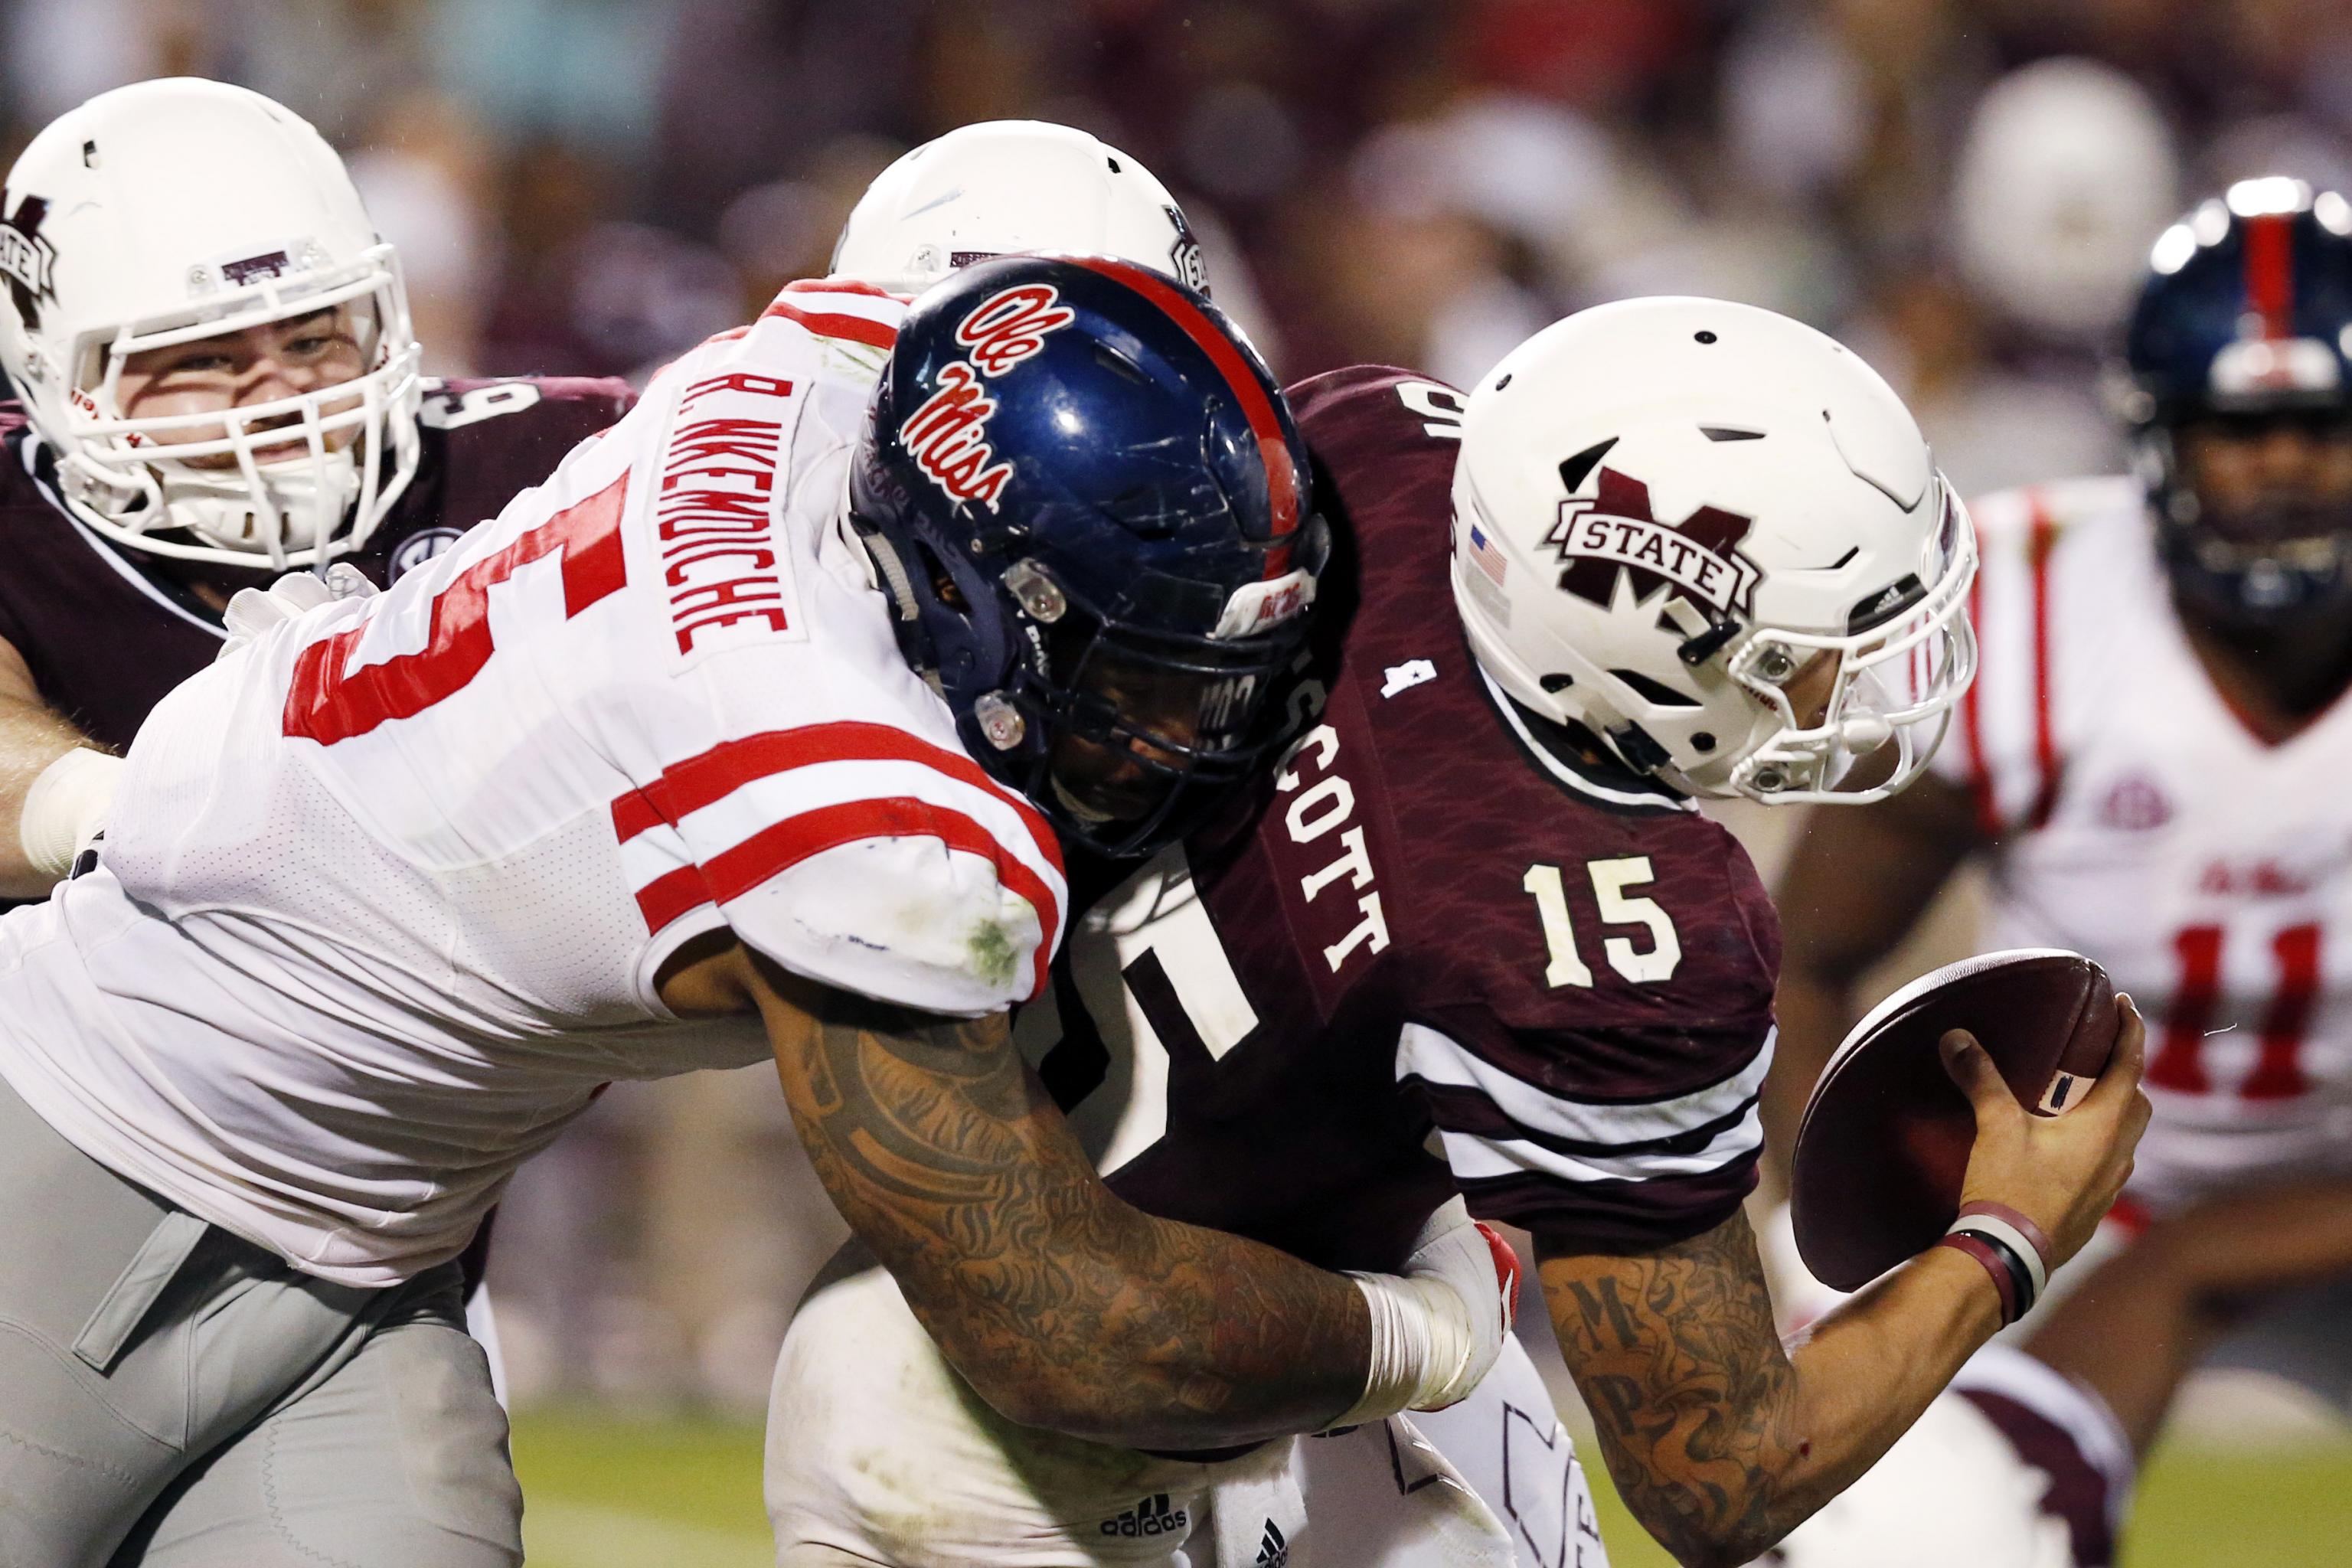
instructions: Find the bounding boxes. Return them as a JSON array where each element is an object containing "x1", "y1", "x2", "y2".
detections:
[{"x1": 764, "y1": 1263, "x2": 1605, "y2": 1567}]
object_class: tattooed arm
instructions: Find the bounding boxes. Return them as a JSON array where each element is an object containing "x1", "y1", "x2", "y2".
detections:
[
  {"x1": 1544, "y1": 1008, "x2": 2149, "y2": 1568},
  {"x1": 691, "y1": 943, "x2": 1374, "y2": 1449},
  {"x1": 1540, "y1": 1211, "x2": 2000, "y2": 1568}
]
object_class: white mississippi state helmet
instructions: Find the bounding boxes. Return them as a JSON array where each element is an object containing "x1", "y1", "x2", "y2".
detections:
[
  {"x1": 831, "y1": 120, "x2": 1208, "y2": 296},
  {"x1": 0, "y1": 78, "x2": 422, "y2": 570},
  {"x1": 1452, "y1": 297, "x2": 1976, "y2": 805},
  {"x1": 1746, "y1": 1391, "x2": 2075, "y2": 1568}
]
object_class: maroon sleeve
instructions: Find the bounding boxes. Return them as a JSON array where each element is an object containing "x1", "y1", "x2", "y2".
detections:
[
  {"x1": 1285, "y1": 364, "x2": 1780, "y2": 1255},
  {"x1": 407, "y1": 376, "x2": 636, "y2": 540}
]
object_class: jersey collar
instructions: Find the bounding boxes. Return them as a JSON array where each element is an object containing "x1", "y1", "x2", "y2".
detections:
[{"x1": 1472, "y1": 660, "x2": 1694, "y2": 815}]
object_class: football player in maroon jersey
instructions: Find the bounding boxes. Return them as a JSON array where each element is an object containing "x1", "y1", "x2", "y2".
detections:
[
  {"x1": 764, "y1": 289, "x2": 2151, "y2": 1568},
  {"x1": 0, "y1": 79, "x2": 632, "y2": 898}
]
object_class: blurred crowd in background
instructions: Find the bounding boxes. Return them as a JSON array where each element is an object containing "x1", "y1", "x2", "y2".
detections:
[{"x1": 20, "y1": 0, "x2": 2352, "y2": 1410}]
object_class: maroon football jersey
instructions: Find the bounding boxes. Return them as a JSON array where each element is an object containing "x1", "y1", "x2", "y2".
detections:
[
  {"x1": 0, "y1": 375, "x2": 633, "y2": 750},
  {"x1": 1019, "y1": 364, "x2": 1779, "y2": 1268}
]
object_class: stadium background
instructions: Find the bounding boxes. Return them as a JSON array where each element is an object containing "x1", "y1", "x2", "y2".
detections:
[{"x1": 16, "y1": 0, "x2": 2352, "y2": 1562}]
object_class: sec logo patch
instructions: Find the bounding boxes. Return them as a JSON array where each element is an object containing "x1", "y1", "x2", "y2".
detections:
[{"x1": 389, "y1": 527, "x2": 463, "y2": 583}]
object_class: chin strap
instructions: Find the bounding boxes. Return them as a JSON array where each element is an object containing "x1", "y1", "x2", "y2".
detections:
[
  {"x1": 849, "y1": 513, "x2": 923, "y2": 623},
  {"x1": 155, "y1": 447, "x2": 364, "y2": 569}
]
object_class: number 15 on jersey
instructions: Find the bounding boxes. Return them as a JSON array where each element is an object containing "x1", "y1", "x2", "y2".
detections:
[{"x1": 1524, "y1": 857, "x2": 1682, "y2": 986}]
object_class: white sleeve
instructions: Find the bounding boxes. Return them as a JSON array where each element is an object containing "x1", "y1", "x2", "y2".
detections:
[{"x1": 611, "y1": 658, "x2": 1070, "y2": 1018}]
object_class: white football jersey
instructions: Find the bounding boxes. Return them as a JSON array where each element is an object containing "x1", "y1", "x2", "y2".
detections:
[
  {"x1": 1937, "y1": 475, "x2": 2352, "y2": 1211},
  {"x1": 0, "y1": 281, "x2": 1067, "y2": 1285}
]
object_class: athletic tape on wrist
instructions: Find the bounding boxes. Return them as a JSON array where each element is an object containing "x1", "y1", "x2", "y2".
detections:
[
  {"x1": 19, "y1": 746, "x2": 118, "y2": 881},
  {"x1": 1331, "y1": 1272, "x2": 1434, "y2": 1429}
]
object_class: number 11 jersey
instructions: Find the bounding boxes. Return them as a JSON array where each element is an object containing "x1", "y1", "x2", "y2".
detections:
[
  {"x1": 1020, "y1": 364, "x2": 1779, "y2": 1267},
  {"x1": 1941, "y1": 475, "x2": 2352, "y2": 1212}
]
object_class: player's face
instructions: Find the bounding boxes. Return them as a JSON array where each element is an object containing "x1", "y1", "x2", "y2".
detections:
[
  {"x1": 2177, "y1": 410, "x2": 2352, "y2": 548},
  {"x1": 1047, "y1": 642, "x2": 1251, "y2": 826},
  {"x1": 1783, "y1": 649, "x2": 1842, "y2": 730},
  {"x1": 1779, "y1": 646, "x2": 1905, "y2": 793},
  {"x1": 113, "y1": 305, "x2": 369, "y2": 469}
]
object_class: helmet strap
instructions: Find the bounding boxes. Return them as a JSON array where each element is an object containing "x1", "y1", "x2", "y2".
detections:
[{"x1": 1606, "y1": 721, "x2": 1674, "y2": 775}]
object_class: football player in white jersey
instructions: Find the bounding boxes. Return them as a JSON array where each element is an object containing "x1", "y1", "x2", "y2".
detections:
[
  {"x1": 1772, "y1": 178, "x2": 2352, "y2": 1410},
  {"x1": 0, "y1": 254, "x2": 1523, "y2": 1566}
]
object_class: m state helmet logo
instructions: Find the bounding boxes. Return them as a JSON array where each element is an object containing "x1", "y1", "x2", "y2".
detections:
[
  {"x1": 1547, "y1": 466, "x2": 1762, "y2": 617},
  {"x1": 0, "y1": 194, "x2": 57, "y2": 331}
]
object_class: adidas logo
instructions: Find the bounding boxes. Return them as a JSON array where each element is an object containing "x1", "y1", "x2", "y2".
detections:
[
  {"x1": 1256, "y1": 1518, "x2": 1289, "y2": 1567},
  {"x1": 1099, "y1": 1493, "x2": 1190, "y2": 1539}
]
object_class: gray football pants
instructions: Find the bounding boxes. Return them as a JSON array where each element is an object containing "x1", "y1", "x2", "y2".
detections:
[{"x1": 0, "y1": 1073, "x2": 522, "y2": 1567}]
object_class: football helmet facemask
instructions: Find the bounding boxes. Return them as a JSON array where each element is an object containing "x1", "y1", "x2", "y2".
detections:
[
  {"x1": 0, "y1": 78, "x2": 422, "y2": 571},
  {"x1": 1452, "y1": 296, "x2": 1976, "y2": 807}
]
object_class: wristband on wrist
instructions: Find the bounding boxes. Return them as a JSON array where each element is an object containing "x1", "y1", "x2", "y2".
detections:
[
  {"x1": 1331, "y1": 1271, "x2": 1437, "y2": 1429},
  {"x1": 1935, "y1": 1230, "x2": 2031, "y2": 1325},
  {"x1": 1952, "y1": 1201, "x2": 2053, "y2": 1302},
  {"x1": 1936, "y1": 1200, "x2": 2053, "y2": 1327}
]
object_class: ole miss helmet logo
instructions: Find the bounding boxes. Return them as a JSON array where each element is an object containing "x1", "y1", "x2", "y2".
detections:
[
  {"x1": 1547, "y1": 466, "x2": 1762, "y2": 618},
  {"x1": 904, "y1": 283, "x2": 1076, "y2": 510}
]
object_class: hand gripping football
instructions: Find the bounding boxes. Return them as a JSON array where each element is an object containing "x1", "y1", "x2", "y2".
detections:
[{"x1": 1791, "y1": 949, "x2": 2118, "y2": 1291}]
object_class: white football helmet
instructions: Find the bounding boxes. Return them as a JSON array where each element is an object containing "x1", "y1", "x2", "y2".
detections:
[
  {"x1": 1452, "y1": 297, "x2": 1976, "y2": 805},
  {"x1": 0, "y1": 78, "x2": 422, "y2": 570},
  {"x1": 831, "y1": 121, "x2": 1208, "y2": 296},
  {"x1": 1952, "y1": 58, "x2": 2179, "y2": 340}
]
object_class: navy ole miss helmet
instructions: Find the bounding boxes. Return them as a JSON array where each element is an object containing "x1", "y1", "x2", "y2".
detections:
[
  {"x1": 850, "y1": 253, "x2": 1325, "y2": 858},
  {"x1": 2121, "y1": 178, "x2": 2352, "y2": 622}
]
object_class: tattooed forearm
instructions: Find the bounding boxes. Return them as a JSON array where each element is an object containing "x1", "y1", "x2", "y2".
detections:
[
  {"x1": 1540, "y1": 1211, "x2": 2001, "y2": 1568},
  {"x1": 756, "y1": 959, "x2": 1368, "y2": 1449},
  {"x1": 1542, "y1": 1213, "x2": 1801, "y2": 1568}
]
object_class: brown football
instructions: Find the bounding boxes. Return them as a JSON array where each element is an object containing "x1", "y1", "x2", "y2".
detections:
[{"x1": 1791, "y1": 949, "x2": 2118, "y2": 1292}]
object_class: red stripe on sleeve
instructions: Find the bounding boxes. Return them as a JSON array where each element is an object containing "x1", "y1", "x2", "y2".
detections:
[
  {"x1": 697, "y1": 796, "x2": 1060, "y2": 999},
  {"x1": 1063, "y1": 256, "x2": 1302, "y2": 576},
  {"x1": 2024, "y1": 495, "x2": 2063, "y2": 829},
  {"x1": 634, "y1": 863, "x2": 713, "y2": 935},
  {"x1": 609, "y1": 722, "x2": 1060, "y2": 876},
  {"x1": 786, "y1": 278, "x2": 907, "y2": 301},
  {"x1": 759, "y1": 299, "x2": 899, "y2": 350},
  {"x1": 2246, "y1": 212, "x2": 2296, "y2": 341}
]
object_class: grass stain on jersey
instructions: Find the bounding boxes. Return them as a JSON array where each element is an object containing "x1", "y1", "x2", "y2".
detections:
[{"x1": 968, "y1": 920, "x2": 1019, "y2": 991}]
